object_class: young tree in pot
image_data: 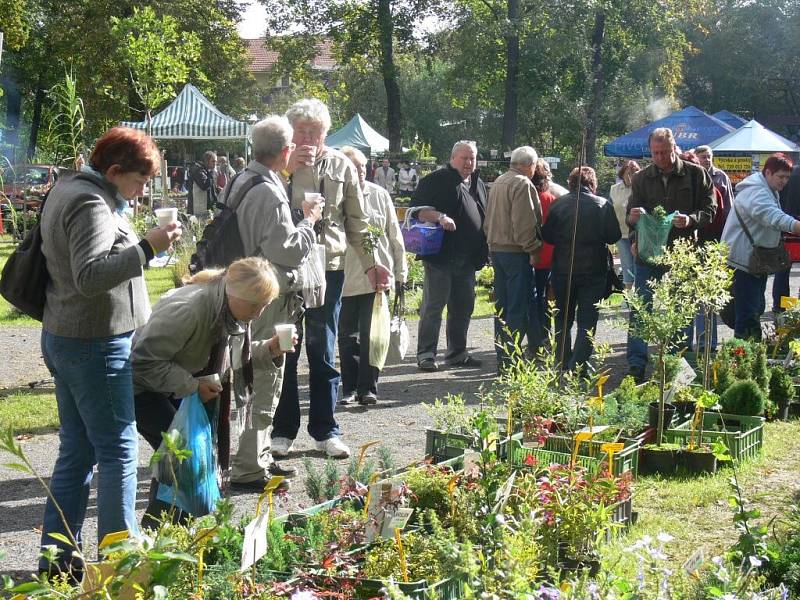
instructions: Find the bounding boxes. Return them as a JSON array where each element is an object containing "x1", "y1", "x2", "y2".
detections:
[
  {"x1": 624, "y1": 239, "x2": 701, "y2": 445},
  {"x1": 769, "y1": 365, "x2": 795, "y2": 420},
  {"x1": 691, "y1": 242, "x2": 733, "y2": 390},
  {"x1": 685, "y1": 389, "x2": 721, "y2": 473}
]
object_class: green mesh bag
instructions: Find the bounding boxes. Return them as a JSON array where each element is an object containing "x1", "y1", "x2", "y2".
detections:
[{"x1": 636, "y1": 210, "x2": 678, "y2": 263}]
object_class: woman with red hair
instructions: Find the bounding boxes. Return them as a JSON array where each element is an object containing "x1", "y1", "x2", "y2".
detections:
[
  {"x1": 38, "y1": 127, "x2": 181, "y2": 580},
  {"x1": 722, "y1": 153, "x2": 799, "y2": 339}
]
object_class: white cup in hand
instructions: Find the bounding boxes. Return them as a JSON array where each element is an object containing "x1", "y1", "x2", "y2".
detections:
[
  {"x1": 275, "y1": 324, "x2": 296, "y2": 352},
  {"x1": 155, "y1": 207, "x2": 178, "y2": 228}
]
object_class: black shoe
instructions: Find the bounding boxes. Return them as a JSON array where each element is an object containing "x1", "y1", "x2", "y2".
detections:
[
  {"x1": 628, "y1": 366, "x2": 646, "y2": 384},
  {"x1": 418, "y1": 358, "x2": 438, "y2": 372},
  {"x1": 452, "y1": 355, "x2": 482, "y2": 368},
  {"x1": 230, "y1": 476, "x2": 292, "y2": 493},
  {"x1": 358, "y1": 393, "x2": 378, "y2": 406},
  {"x1": 268, "y1": 461, "x2": 298, "y2": 478}
]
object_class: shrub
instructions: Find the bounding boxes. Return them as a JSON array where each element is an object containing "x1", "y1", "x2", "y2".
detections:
[
  {"x1": 720, "y1": 379, "x2": 766, "y2": 416},
  {"x1": 769, "y1": 365, "x2": 795, "y2": 406}
]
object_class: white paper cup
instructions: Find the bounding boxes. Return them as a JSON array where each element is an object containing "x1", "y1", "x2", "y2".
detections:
[
  {"x1": 304, "y1": 192, "x2": 322, "y2": 204},
  {"x1": 275, "y1": 324, "x2": 296, "y2": 351},
  {"x1": 155, "y1": 207, "x2": 178, "y2": 227},
  {"x1": 199, "y1": 373, "x2": 221, "y2": 387}
]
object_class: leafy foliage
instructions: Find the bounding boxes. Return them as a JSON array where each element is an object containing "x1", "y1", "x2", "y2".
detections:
[{"x1": 720, "y1": 380, "x2": 767, "y2": 417}]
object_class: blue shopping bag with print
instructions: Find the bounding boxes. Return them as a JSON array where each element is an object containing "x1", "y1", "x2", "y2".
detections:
[{"x1": 152, "y1": 392, "x2": 220, "y2": 516}]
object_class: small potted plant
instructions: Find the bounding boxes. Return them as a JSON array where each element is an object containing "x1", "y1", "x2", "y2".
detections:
[{"x1": 682, "y1": 389, "x2": 720, "y2": 474}]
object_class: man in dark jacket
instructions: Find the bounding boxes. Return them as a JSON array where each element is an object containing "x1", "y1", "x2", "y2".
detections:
[
  {"x1": 542, "y1": 166, "x2": 621, "y2": 370},
  {"x1": 625, "y1": 127, "x2": 715, "y2": 382},
  {"x1": 187, "y1": 151, "x2": 218, "y2": 217},
  {"x1": 410, "y1": 140, "x2": 489, "y2": 371}
]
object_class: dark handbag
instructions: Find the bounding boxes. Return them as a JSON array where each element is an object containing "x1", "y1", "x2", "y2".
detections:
[
  {"x1": 0, "y1": 213, "x2": 49, "y2": 321},
  {"x1": 733, "y1": 205, "x2": 791, "y2": 275},
  {"x1": 604, "y1": 248, "x2": 624, "y2": 299}
]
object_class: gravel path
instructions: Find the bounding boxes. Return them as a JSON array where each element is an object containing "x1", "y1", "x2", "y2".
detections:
[{"x1": 1, "y1": 269, "x2": 790, "y2": 578}]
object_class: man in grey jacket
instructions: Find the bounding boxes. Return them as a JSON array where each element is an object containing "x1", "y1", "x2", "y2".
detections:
[{"x1": 224, "y1": 115, "x2": 323, "y2": 490}]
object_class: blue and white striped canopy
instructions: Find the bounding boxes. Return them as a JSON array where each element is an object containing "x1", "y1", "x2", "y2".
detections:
[{"x1": 120, "y1": 84, "x2": 249, "y2": 140}]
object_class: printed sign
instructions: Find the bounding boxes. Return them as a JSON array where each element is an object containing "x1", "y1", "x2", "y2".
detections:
[{"x1": 715, "y1": 157, "x2": 753, "y2": 171}]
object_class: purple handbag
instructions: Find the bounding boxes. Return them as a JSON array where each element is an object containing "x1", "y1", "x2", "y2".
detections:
[{"x1": 401, "y1": 210, "x2": 444, "y2": 256}]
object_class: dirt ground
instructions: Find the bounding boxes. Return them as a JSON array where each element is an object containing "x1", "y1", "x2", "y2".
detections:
[{"x1": 0, "y1": 276, "x2": 782, "y2": 578}]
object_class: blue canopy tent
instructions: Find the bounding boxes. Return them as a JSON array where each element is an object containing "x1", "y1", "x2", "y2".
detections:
[
  {"x1": 603, "y1": 106, "x2": 735, "y2": 158},
  {"x1": 712, "y1": 110, "x2": 748, "y2": 130}
]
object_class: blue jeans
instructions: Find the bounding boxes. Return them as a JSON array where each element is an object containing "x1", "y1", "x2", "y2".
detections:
[
  {"x1": 687, "y1": 308, "x2": 718, "y2": 351},
  {"x1": 617, "y1": 238, "x2": 635, "y2": 285},
  {"x1": 733, "y1": 269, "x2": 767, "y2": 340},
  {"x1": 417, "y1": 258, "x2": 476, "y2": 364},
  {"x1": 772, "y1": 268, "x2": 791, "y2": 311},
  {"x1": 273, "y1": 270, "x2": 345, "y2": 442},
  {"x1": 491, "y1": 251, "x2": 537, "y2": 368},
  {"x1": 551, "y1": 271, "x2": 606, "y2": 370},
  {"x1": 626, "y1": 262, "x2": 692, "y2": 370},
  {"x1": 39, "y1": 330, "x2": 139, "y2": 571},
  {"x1": 532, "y1": 268, "x2": 550, "y2": 349}
]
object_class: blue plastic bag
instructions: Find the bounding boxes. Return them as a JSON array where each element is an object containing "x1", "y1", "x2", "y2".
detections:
[
  {"x1": 401, "y1": 212, "x2": 444, "y2": 256},
  {"x1": 152, "y1": 392, "x2": 220, "y2": 516}
]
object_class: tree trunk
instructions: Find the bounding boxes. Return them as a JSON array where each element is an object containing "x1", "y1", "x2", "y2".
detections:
[
  {"x1": 377, "y1": 0, "x2": 403, "y2": 153},
  {"x1": 585, "y1": 9, "x2": 606, "y2": 168},
  {"x1": 1, "y1": 74, "x2": 22, "y2": 164},
  {"x1": 501, "y1": 0, "x2": 520, "y2": 150},
  {"x1": 27, "y1": 80, "x2": 47, "y2": 161}
]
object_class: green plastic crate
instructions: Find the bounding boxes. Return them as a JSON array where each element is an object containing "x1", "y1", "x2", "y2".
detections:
[
  {"x1": 424, "y1": 426, "x2": 512, "y2": 463},
  {"x1": 508, "y1": 434, "x2": 640, "y2": 478},
  {"x1": 663, "y1": 412, "x2": 764, "y2": 462},
  {"x1": 306, "y1": 574, "x2": 465, "y2": 599}
]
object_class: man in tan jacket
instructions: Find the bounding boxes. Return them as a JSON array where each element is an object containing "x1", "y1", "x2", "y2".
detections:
[{"x1": 484, "y1": 146, "x2": 543, "y2": 370}]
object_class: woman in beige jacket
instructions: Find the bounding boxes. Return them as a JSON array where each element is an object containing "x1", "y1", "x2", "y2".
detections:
[{"x1": 338, "y1": 146, "x2": 408, "y2": 405}]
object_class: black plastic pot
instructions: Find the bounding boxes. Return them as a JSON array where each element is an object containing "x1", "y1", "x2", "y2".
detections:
[
  {"x1": 556, "y1": 543, "x2": 600, "y2": 577},
  {"x1": 682, "y1": 450, "x2": 717, "y2": 474},
  {"x1": 648, "y1": 402, "x2": 677, "y2": 429},
  {"x1": 776, "y1": 400, "x2": 791, "y2": 421},
  {"x1": 673, "y1": 400, "x2": 696, "y2": 417},
  {"x1": 640, "y1": 446, "x2": 681, "y2": 476}
]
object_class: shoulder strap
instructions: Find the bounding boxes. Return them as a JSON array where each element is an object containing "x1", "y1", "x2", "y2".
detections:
[
  {"x1": 733, "y1": 203, "x2": 756, "y2": 246},
  {"x1": 223, "y1": 169, "x2": 269, "y2": 212}
]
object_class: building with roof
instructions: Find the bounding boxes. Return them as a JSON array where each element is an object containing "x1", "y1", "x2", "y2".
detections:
[{"x1": 244, "y1": 38, "x2": 336, "y2": 104}]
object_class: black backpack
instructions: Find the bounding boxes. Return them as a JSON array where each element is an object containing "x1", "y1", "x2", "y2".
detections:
[
  {"x1": 0, "y1": 173, "x2": 125, "y2": 320},
  {"x1": 189, "y1": 170, "x2": 269, "y2": 274},
  {"x1": 0, "y1": 200, "x2": 49, "y2": 321}
]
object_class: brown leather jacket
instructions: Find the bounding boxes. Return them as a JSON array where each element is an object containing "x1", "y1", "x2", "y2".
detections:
[{"x1": 626, "y1": 157, "x2": 716, "y2": 252}]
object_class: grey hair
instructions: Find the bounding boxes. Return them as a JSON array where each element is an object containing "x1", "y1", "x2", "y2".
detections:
[
  {"x1": 510, "y1": 146, "x2": 538, "y2": 167},
  {"x1": 203, "y1": 150, "x2": 217, "y2": 162},
  {"x1": 695, "y1": 145, "x2": 712, "y2": 155},
  {"x1": 285, "y1": 98, "x2": 332, "y2": 135},
  {"x1": 648, "y1": 127, "x2": 675, "y2": 146},
  {"x1": 251, "y1": 115, "x2": 293, "y2": 162},
  {"x1": 340, "y1": 145, "x2": 367, "y2": 167},
  {"x1": 451, "y1": 140, "x2": 478, "y2": 158}
]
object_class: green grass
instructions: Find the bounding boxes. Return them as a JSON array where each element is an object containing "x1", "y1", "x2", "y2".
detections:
[
  {"x1": 0, "y1": 236, "x2": 179, "y2": 325},
  {"x1": 0, "y1": 389, "x2": 59, "y2": 433},
  {"x1": 599, "y1": 419, "x2": 800, "y2": 590}
]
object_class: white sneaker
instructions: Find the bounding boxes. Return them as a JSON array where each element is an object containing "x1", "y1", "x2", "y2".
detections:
[
  {"x1": 316, "y1": 436, "x2": 351, "y2": 459},
  {"x1": 271, "y1": 436, "x2": 295, "y2": 458}
]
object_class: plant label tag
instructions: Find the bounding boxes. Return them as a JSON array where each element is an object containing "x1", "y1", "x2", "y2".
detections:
[
  {"x1": 366, "y1": 481, "x2": 406, "y2": 542},
  {"x1": 463, "y1": 450, "x2": 481, "y2": 472},
  {"x1": 683, "y1": 547, "x2": 705, "y2": 576},
  {"x1": 240, "y1": 512, "x2": 269, "y2": 571},
  {"x1": 673, "y1": 358, "x2": 696, "y2": 389},
  {"x1": 99, "y1": 530, "x2": 128, "y2": 549},
  {"x1": 492, "y1": 471, "x2": 516, "y2": 513},
  {"x1": 384, "y1": 508, "x2": 414, "y2": 537}
]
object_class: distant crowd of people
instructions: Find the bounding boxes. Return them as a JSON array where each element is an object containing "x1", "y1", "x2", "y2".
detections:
[{"x1": 33, "y1": 96, "x2": 800, "y2": 582}]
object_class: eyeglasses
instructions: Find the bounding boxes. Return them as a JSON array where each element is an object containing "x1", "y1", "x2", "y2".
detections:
[{"x1": 287, "y1": 142, "x2": 297, "y2": 151}]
